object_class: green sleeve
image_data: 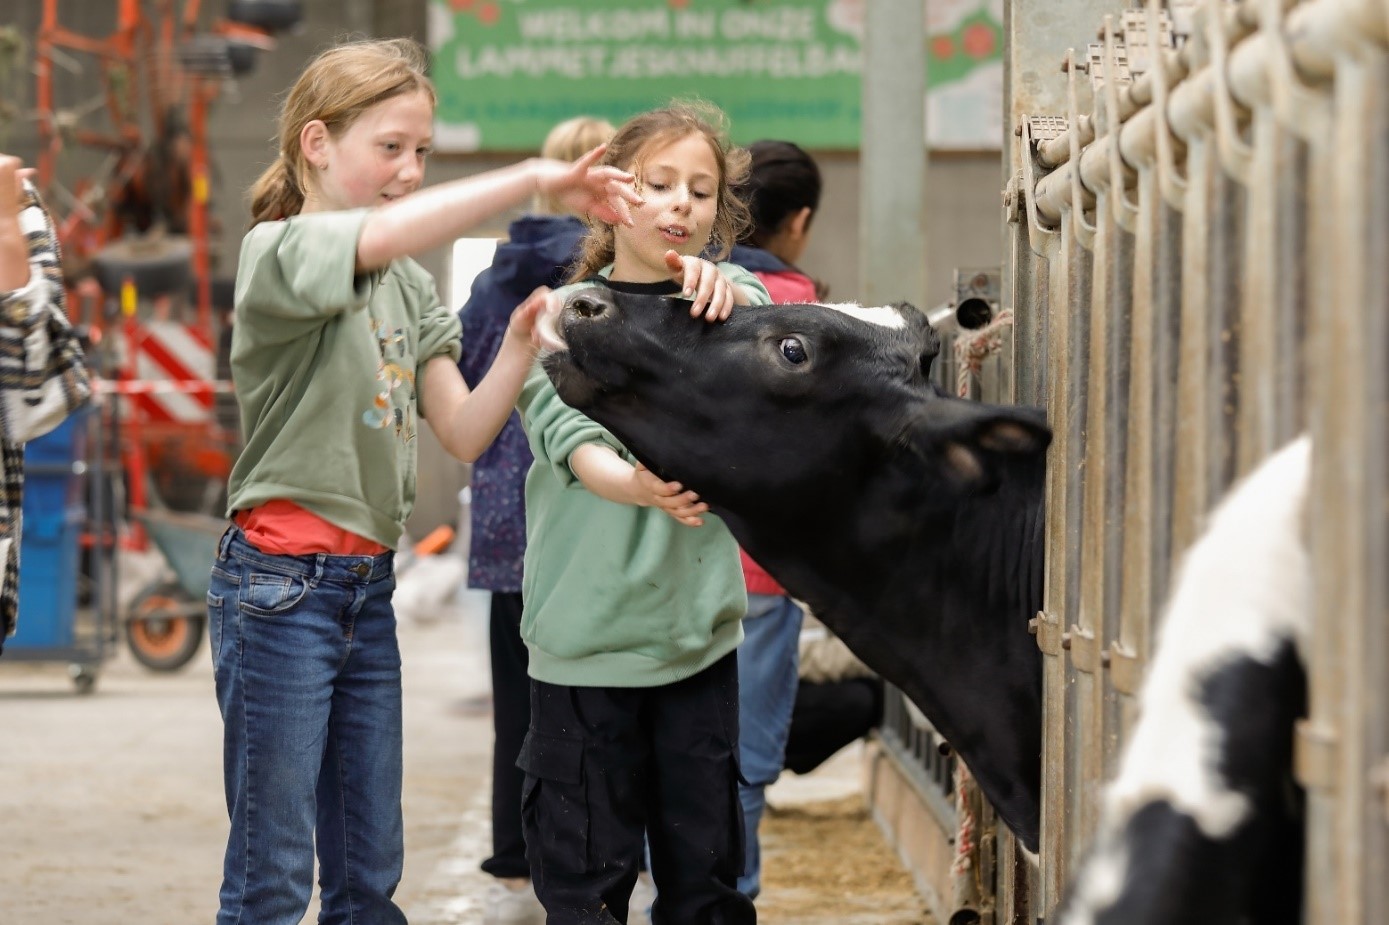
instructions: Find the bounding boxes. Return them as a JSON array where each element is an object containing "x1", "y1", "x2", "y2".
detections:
[
  {"x1": 519, "y1": 361, "x2": 627, "y2": 487},
  {"x1": 234, "y1": 210, "x2": 375, "y2": 328},
  {"x1": 720, "y1": 261, "x2": 772, "y2": 305}
]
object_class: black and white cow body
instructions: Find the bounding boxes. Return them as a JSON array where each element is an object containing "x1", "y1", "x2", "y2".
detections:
[
  {"x1": 1055, "y1": 437, "x2": 1311, "y2": 925},
  {"x1": 541, "y1": 289, "x2": 1052, "y2": 851}
]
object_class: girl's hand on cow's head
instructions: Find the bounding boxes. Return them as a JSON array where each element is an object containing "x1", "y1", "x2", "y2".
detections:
[
  {"x1": 634, "y1": 461, "x2": 708, "y2": 527},
  {"x1": 664, "y1": 251, "x2": 733, "y2": 323}
]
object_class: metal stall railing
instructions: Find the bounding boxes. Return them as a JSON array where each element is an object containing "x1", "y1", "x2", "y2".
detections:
[{"x1": 1000, "y1": 0, "x2": 1388, "y2": 921}]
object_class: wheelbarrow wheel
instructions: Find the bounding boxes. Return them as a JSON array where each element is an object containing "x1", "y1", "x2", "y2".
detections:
[{"x1": 125, "y1": 581, "x2": 206, "y2": 672}]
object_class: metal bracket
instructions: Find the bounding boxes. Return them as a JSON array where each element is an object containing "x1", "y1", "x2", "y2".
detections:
[
  {"x1": 1205, "y1": 0, "x2": 1254, "y2": 182},
  {"x1": 1064, "y1": 48, "x2": 1098, "y2": 250},
  {"x1": 1294, "y1": 719, "x2": 1339, "y2": 792},
  {"x1": 1003, "y1": 172, "x2": 1024, "y2": 224},
  {"x1": 1084, "y1": 39, "x2": 1132, "y2": 93},
  {"x1": 1145, "y1": 0, "x2": 1188, "y2": 210},
  {"x1": 1029, "y1": 610, "x2": 1064, "y2": 656},
  {"x1": 1065, "y1": 623, "x2": 1100, "y2": 673},
  {"x1": 1018, "y1": 117, "x2": 1061, "y2": 253},
  {"x1": 1028, "y1": 115, "x2": 1069, "y2": 146},
  {"x1": 1102, "y1": 641, "x2": 1143, "y2": 694},
  {"x1": 1120, "y1": 8, "x2": 1174, "y2": 76},
  {"x1": 1101, "y1": 15, "x2": 1141, "y2": 232}
]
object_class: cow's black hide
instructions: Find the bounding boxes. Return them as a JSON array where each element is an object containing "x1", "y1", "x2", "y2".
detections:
[{"x1": 541, "y1": 288, "x2": 1051, "y2": 851}]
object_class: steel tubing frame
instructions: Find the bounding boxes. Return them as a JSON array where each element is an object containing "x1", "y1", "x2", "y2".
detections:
[{"x1": 1006, "y1": 0, "x2": 1389, "y2": 921}]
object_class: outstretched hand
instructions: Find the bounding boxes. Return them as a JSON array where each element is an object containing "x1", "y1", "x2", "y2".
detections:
[
  {"x1": 664, "y1": 251, "x2": 735, "y2": 322},
  {"x1": 635, "y1": 461, "x2": 709, "y2": 527},
  {"x1": 535, "y1": 144, "x2": 643, "y2": 228}
]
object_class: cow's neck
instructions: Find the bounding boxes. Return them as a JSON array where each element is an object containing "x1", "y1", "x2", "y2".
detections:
[{"x1": 717, "y1": 457, "x2": 1046, "y2": 850}]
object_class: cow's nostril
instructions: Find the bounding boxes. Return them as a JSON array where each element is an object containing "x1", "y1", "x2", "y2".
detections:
[{"x1": 571, "y1": 295, "x2": 607, "y2": 319}]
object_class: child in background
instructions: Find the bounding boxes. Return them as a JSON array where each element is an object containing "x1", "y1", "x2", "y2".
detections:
[
  {"x1": 0, "y1": 153, "x2": 93, "y2": 656},
  {"x1": 210, "y1": 38, "x2": 638, "y2": 925},
  {"x1": 517, "y1": 102, "x2": 769, "y2": 925},
  {"x1": 456, "y1": 114, "x2": 616, "y2": 925},
  {"x1": 726, "y1": 139, "x2": 823, "y2": 900}
]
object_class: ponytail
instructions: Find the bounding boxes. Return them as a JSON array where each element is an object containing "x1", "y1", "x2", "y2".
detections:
[
  {"x1": 567, "y1": 223, "x2": 617, "y2": 283},
  {"x1": 248, "y1": 158, "x2": 304, "y2": 227}
]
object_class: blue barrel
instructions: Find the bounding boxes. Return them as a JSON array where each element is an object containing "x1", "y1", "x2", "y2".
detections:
[{"x1": 9, "y1": 414, "x2": 87, "y2": 649}]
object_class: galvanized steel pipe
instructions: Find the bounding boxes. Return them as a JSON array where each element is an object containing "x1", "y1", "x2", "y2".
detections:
[{"x1": 1029, "y1": 0, "x2": 1388, "y2": 227}]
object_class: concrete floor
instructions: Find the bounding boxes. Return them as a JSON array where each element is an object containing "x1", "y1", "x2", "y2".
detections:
[
  {"x1": 0, "y1": 577, "x2": 894, "y2": 925},
  {"x1": 0, "y1": 585, "x2": 500, "y2": 925}
]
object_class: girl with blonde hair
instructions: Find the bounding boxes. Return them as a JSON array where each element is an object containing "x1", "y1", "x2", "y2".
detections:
[{"x1": 210, "y1": 38, "x2": 638, "y2": 925}]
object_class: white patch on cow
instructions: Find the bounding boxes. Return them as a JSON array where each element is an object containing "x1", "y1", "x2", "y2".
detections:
[
  {"x1": 1061, "y1": 838, "x2": 1132, "y2": 925},
  {"x1": 815, "y1": 303, "x2": 908, "y2": 329},
  {"x1": 1103, "y1": 436, "x2": 1312, "y2": 839}
]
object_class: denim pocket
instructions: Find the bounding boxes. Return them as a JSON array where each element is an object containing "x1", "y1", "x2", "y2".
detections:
[{"x1": 241, "y1": 570, "x2": 310, "y2": 616}]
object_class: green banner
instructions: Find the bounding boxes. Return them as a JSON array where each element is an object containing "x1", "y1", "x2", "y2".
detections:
[{"x1": 427, "y1": 0, "x2": 1003, "y2": 152}]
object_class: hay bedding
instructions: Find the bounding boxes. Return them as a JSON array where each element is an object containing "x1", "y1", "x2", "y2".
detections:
[{"x1": 756, "y1": 797, "x2": 934, "y2": 925}]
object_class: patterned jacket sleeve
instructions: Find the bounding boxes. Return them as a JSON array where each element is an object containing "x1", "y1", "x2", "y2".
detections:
[{"x1": 0, "y1": 181, "x2": 93, "y2": 445}]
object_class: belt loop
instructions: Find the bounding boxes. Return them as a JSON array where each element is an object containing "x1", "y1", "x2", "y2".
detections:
[
  {"x1": 311, "y1": 554, "x2": 325, "y2": 588},
  {"x1": 217, "y1": 525, "x2": 236, "y2": 560}
]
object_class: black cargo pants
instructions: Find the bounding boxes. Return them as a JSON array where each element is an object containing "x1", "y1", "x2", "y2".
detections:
[{"x1": 519, "y1": 652, "x2": 756, "y2": 925}]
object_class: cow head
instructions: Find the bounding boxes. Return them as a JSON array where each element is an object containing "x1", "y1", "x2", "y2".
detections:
[
  {"x1": 540, "y1": 287, "x2": 1053, "y2": 851},
  {"x1": 542, "y1": 288, "x2": 1047, "y2": 522}
]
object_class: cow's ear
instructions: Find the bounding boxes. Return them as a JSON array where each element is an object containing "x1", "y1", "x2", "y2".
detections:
[
  {"x1": 909, "y1": 399, "x2": 1051, "y2": 490},
  {"x1": 900, "y1": 303, "x2": 941, "y2": 377}
]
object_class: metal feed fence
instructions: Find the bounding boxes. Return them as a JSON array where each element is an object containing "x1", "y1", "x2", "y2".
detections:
[{"x1": 996, "y1": 0, "x2": 1389, "y2": 922}]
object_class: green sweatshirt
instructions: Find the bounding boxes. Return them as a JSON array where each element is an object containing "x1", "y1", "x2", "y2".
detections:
[
  {"x1": 226, "y1": 209, "x2": 462, "y2": 548},
  {"x1": 518, "y1": 267, "x2": 771, "y2": 688}
]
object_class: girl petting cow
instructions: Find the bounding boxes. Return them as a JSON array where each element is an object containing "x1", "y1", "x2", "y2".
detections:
[{"x1": 518, "y1": 102, "x2": 770, "y2": 924}]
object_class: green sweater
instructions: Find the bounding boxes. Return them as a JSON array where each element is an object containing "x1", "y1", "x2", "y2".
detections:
[
  {"x1": 226, "y1": 210, "x2": 462, "y2": 548},
  {"x1": 518, "y1": 268, "x2": 770, "y2": 687}
]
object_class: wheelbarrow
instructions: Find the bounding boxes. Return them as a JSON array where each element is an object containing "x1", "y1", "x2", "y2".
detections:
[{"x1": 124, "y1": 508, "x2": 225, "y2": 671}]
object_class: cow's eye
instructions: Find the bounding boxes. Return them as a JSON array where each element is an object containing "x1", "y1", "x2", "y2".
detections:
[{"x1": 779, "y1": 337, "x2": 808, "y2": 364}]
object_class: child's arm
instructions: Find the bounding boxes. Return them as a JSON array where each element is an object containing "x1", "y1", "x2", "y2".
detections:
[
  {"x1": 356, "y1": 146, "x2": 641, "y2": 272},
  {"x1": 570, "y1": 446, "x2": 710, "y2": 527},
  {"x1": 663, "y1": 251, "x2": 766, "y2": 321},
  {"x1": 422, "y1": 287, "x2": 552, "y2": 463}
]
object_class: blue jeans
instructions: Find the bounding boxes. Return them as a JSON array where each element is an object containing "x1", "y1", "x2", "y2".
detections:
[
  {"x1": 208, "y1": 526, "x2": 405, "y2": 925},
  {"x1": 737, "y1": 593, "x2": 803, "y2": 899}
]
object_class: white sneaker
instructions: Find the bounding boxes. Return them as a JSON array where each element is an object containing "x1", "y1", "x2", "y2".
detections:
[{"x1": 483, "y1": 879, "x2": 546, "y2": 925}]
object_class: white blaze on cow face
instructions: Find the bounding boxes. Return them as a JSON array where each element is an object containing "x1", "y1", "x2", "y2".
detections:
[
  {"x1": 811, "y1": 303, "x2": 909, "y2": 329},
  {"x1": 1103, "y1": 436, "x2": 1312, "y2": 840}
]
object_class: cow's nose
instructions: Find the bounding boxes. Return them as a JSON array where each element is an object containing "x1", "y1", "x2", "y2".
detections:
[{"x1": 570, "y1": 294, "x2": 608, "y2": 319}]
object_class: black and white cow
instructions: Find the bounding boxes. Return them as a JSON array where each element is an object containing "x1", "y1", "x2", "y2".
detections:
[
  {"x1": 1055, "y1": 436, "x2": 1310, "y2": 924},
  {"x1": 539, "y1": 289, "x2": 1052, "y2": 851},
  {"x1": 538, "y1": 288, "x2": 1313, "y2": 921}
]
